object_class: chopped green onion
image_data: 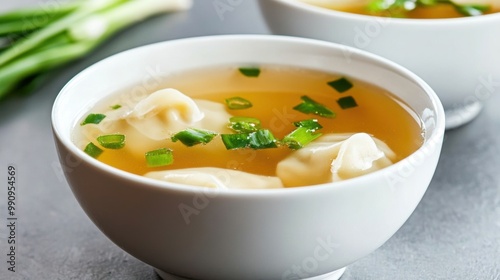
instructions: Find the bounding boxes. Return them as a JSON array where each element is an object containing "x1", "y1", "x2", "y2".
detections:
[
  {"x1": 83, "y1": 142, "x2": 103, "y2": 158},
  {"x1": 453, "y1": 3, "x2": 489, "y2": 16},
  {"x1": 248, "y1": 129, "x2": 278, "y2": 149},
  {"x1": 337, "y1": 96, "x2": 358, "y2": 109},
  {"x1": 145, "y1": 148, "x2": 173, "y2": 167},
  {"x1": 238, "y1": 67, "x2": 261, "y2": 77},
  {"x1": 171, "y1": 128, "x2": 217, "y2": 147},
  {"x1": 368, "y1": 0, "x2": 490, "y2": 17},
  {"x1": 97, "y1": 134, "x2": 125, "y2": 149},
  {"x1": 293, "y1": 119, "x2": 323, "y2": 131},
  {"x1": 293, "y1": 96, "x2": 336, "y2": 118},
  {"x1": 225, "y1": 97, "x2": 253, "y2": 109},
  {"x1": 80, "y1": 113, "x2": 106, "y2": 125},
  {"x1": 221, "y1": 129, "x2": 278, "y2": 150},
  {"x1": 283, "y1": 127, "x2": 322, "y2": 150},
  {"x1": 328, "y1": 77, "x2": 353, "y2": 93},
  {"x1": 229, "y1": 116, "x2": 261, "y2": 133},
  {"x1": 110, "y1": 104, "x2": 122, "y2": 110},
  {"x1": 221, "y1": 133, "x2": 251, "y2": 150},
  {"x1": 284, "y1": 119, "x2": 324, "y2": 149}
]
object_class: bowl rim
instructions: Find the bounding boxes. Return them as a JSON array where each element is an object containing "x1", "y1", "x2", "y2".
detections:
[
  {"x1": 263, "y1": 0, "x2": 500, "y2": 24},
  {"x1": 51, "y1": 34, "x2": 445, "y2": 197}
]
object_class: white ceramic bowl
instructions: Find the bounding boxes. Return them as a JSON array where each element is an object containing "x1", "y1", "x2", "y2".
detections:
[
  {"x1": 258, "y1": 0, "x2": 500, "y2": 129},
  {"x1": 52, "y1": 35, "x2": 444, "y2": 280}
]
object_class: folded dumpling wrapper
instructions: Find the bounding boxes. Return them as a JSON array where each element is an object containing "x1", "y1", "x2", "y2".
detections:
[
  {"x1": 145, "y1": 167, "x2": 284, "y2": 189},
  {"x1": 276, "y1": 133, "x2": 396, "y2": 187},
  {"x1": 100, "y1": 88, "x2": 232, "y2": 140}
]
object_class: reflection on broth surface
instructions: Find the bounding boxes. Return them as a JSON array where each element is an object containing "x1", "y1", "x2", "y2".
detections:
[{"x1": 74, "y1": 65, "x2": 423, "y2": 188}]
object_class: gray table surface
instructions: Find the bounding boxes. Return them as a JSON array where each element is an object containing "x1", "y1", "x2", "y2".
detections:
[{"x1": 1, "y1": 0, "x2": 499, "y2": 279}]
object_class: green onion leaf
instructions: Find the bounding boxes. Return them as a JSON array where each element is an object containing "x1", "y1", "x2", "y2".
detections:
[
  {"x1": 283, "y1": 127, "x2": 322, "y2": 150},
  {"x1": 293, "y1": 119, "x2": 323, "y2": 131},
  {"x1": 221, "y1": 133, "x2": 250, "y2": 150},
  {"x1": 419, "y1": 0, "x2": 437, "y2": 5},
  {"x1": 110, "y1": 104, "x2": 122, "y2": 110},
  {"x1": 293, "y1": 96, "x2": 336, "y2": 118},
  {"x1": 145, "y1": 148, "x2": 173, "y2": 167},
  {"x1": 337, "y1": 96, "x2": 358, "y2": 109},
  {"x1": 0, "y1": 0, "x2": 193, "y2": 100},
  {"x1": 368, "y1": 0, "x2": 409, "y2": 17},
  {"x1": 328, "y1": 77, "x2": 353, "y2": 93},
  {"x1": 81, "y1": 113, "x2": 106, "y2": 125},
  {"x1": 97, "y1": 134, "x2": 125, "y2": 149},
  {"x1": 83, "y1": 142, "x2": 103, "y2": 158},
  {"x1": 171, "y1": 128, "x2": 217, "y2": 147},
  {"x1": 248, "y1": 129, "x2": 278, "y2": 149},
  {"x1": 239, "y1": 67, "x2": 261, "y2": 77},
  {"x1": 368, "y1": 0, "x2": 490, "y2": 17},
  {"x1": 221, "y1": 130, "x2": 278, "y2": 150},
  {"x1": 453, "y1": 3, "x2": 489, "y2": 16},
  {"x1": 225, "y1": 97, "x2": 253, "y2": 109},
  {"x1": 229, "y1": 116, "x2": 261, "y2": 133}
]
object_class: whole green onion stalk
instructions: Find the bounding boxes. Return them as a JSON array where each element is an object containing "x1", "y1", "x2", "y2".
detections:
[{"x1": 0, "y1": 0, "x2": 192, "y2": 99}]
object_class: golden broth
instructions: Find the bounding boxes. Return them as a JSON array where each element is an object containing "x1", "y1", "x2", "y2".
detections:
[
  {"x1": 314, "y1": 2, "x2": 498, "y2": 19},
  {"x1": 73, "y1": 65, "x2": 423, "y2": 183}
]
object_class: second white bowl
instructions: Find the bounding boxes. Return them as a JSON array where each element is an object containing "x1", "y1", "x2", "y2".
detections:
[{"x1": 258, "y1": 0, "x2": 500, "y2": 129}]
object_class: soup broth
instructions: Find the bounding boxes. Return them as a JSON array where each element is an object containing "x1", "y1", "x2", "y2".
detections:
[
  {"x1": 307, "y1": 0, "x2": 499, "y2": 19},
  {"x1": 73, "y1": 65, "x2": 423, "y2": 186}
]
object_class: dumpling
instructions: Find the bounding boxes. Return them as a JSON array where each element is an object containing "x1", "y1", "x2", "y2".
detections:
[
  {"x1": 100, "y1": 88, "x2": 232, "y2": 139},
  {"x1": 276, "y1": 133, "x2": 396, "y2": 187},
  {"x1": 331, "y1": 133, "x2": 395, "y2": 180},
  {"x1": 145, "y1": 167, "x2": 284, "y2": 189},
  {"x1": 125, "y1": 88, "x2": 205, "y2": 140},
  {"x1": 79, "y1": 88, "x2": 232, "y2": 156}
]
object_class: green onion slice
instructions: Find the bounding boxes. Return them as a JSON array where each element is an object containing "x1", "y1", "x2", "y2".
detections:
[
  {"x1": 337, "y1": 96, "x2": 358, "y2": 109},
  {"x1": 110, "y1": 104, "x2": 122, "y2": 110},
  {"x1": 221, "y1": 129, "x2": 278, "y2": 150},
  {"x1": 83, "y1": 142, "x2": 103, "y2": 158},
  {"x1": 171, "y1": 128, "x2": 217, "y2": 147},
  {"x1": 293, "y1": 96, "x2": 336, "y2": 118},
  {"x1": 453, "y1": 3, "x2": 489, "y2": 16},
  {"x1": 368, "y1": 0, "x2": 489, "y2": 17},
  {"x1": 328, "y1": 77, "x2": 353, "y2": 93},
  {"x1": 97, "y1": 134, "x2": 125, "y2": 149},
  {"x1": 145, "y1": 148, "x2": 173, "y2": 167},
  {"x1": 239, "y1": 67, "x2": 261, "y2": 77},
  {"x1": 225, "y1": 97, "x2": 253, "y2": 109},
  {"x1": 248, "y1": 129, "x2": 278, "y2": 149},
  {"x1": 229, "y1": 116, "x2": 261, "y2": 133},
  {"x1": 283, "y1": 127, "x2": 322, "y2": 150},
  {"x1": 293, "y1": 119, "x2": 323, "y2": 131},
  {"x1": 221, "y1": 133, "x2": 250, "y2": 150},
  {"x1": 80, "y1": 113, "x2": 106, "y2": 125}
]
